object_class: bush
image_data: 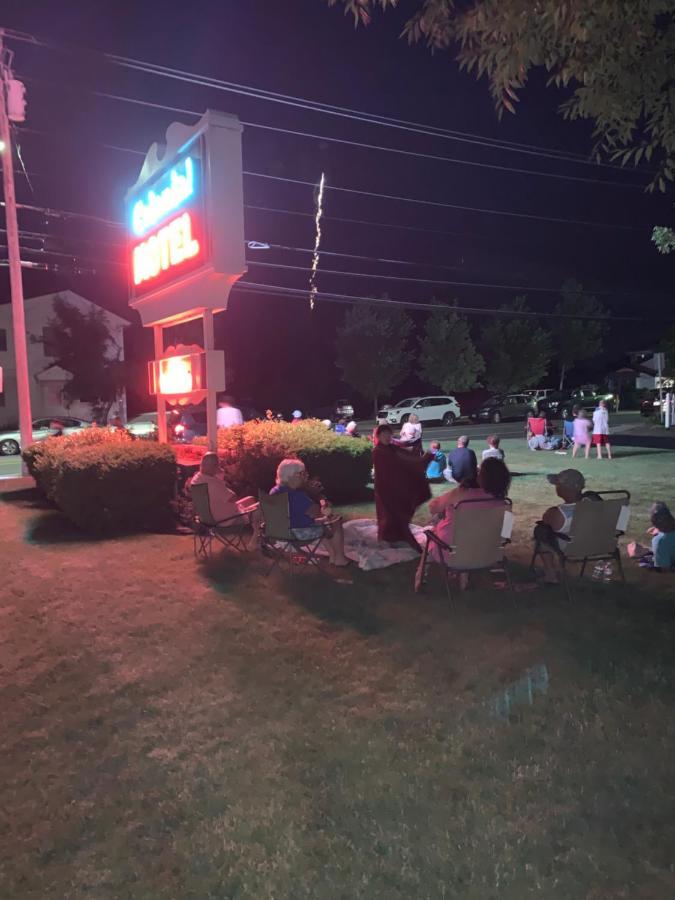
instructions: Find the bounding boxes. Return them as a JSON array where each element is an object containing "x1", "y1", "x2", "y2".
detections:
[
  {"x1": 195, "y1": 419, "x2": 372, "y2": 501},
  {"x1": 23, "y1": 428, "x2": 176, "y2": 534}
]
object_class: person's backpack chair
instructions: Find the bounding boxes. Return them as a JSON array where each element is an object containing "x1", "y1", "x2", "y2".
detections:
[
  {"x1": 258, "y1": 491, "x2": 327, "y2": 575},
  {"x1": 561, "y1": 418, "x2": 575, "y2": 451}
]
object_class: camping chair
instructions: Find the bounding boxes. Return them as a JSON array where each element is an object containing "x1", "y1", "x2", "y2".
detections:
[
  {"x1": 561, "y1": 418, "x2": 575, "y2": 450},
  {"x1": 258, "y1": 491, "x2": 326, "y2": 575},
  {"x1": 190, "y1": 482, "x2": 255, "y2": 558},
  {"x1": 415, "y1": 498, "x2": 514, "y2": 605},
  {"x1": 527, "y1": 416, "x2": 548, "y2": 439},
  {"x1": 530, "y1": 491, "x2": 630, "y2": 600}
]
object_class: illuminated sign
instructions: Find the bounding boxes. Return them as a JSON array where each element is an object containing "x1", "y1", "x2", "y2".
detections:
[
  {"x1": 149, "y1": 346, "x2": 225, "y2": 399},
  {"x1": 157, "y1": 354, "x2": 194, "y2": 395},
  {"x1": 131, "y1": 156, "x2": 195, "y2": 237},
  {"x1": 133, "y1": 212, "x2": 200, "y2": 286},
  {"x1": 127, "y1": 150, "x2": 206, "y2": 300}
]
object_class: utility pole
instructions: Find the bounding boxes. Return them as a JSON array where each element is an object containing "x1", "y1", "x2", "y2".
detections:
[{"x1": 0, "y1": 34, "x2": 32, "y2": 462}]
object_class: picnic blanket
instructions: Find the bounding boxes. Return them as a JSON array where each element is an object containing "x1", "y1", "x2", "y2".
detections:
[{"x1": 317, "y1": 517, "x2": 425, "y2": 570}]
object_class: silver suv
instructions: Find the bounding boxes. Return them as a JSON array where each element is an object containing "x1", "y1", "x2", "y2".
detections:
[{"x1": 385, "y1": 395, "x2": 460, "y2": 427}]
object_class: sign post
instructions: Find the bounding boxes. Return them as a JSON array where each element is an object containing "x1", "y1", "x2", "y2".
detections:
[{"x1": 125, "y1": 110, "x2": 246, "y2": 450}]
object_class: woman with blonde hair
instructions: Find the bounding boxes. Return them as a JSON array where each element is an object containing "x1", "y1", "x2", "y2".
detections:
[{"x1": 270, "y1": 458, "x2": 349, "y2": 566}]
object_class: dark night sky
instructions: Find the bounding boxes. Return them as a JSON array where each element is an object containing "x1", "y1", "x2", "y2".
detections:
[{"x1": 2, "y1": 0, "x2": 674, "y2": 414}]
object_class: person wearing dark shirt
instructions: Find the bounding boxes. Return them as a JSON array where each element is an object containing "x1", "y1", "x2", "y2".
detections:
[{"x1": 447, "y1": 436, "x2": 478, "y2": 486}]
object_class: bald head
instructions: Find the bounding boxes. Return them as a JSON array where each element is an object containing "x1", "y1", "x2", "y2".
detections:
[{"x1": 457, "y1": 435, "x2": 469, "y2": 448}]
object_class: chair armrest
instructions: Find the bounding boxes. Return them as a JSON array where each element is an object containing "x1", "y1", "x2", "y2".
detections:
[
  {"x1": 214, "y1": 512, "x2": 249, "y2": 526},
  {"x1": 425, "y1": 530, "x2": 455, "y2": 553}
]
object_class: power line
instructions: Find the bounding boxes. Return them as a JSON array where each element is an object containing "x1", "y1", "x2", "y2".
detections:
[
  {"x1": 245, "y1": 259, "x2": 631, "y2": 297},
  {"x1": 4, "y1": 27, "x2": 640, "y2": 173},
  {"x1": 78, "y1": 87, "x2": 645, "y2": 189},
  {"x1": 232, "y1": 281, "x2": 641, "y2": 321},
  {"x1": 13, "y1": 127, "x2": 644, "y2": 231}
]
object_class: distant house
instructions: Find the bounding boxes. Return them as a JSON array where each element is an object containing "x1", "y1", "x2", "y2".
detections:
[{"x1": 0, "y1": 290, "x2": 129, "y2": 426}]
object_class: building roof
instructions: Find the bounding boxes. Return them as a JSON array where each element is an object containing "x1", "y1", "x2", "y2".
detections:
[{"x1": 2, "y1": 290, "x2": 131, "y2": 327}]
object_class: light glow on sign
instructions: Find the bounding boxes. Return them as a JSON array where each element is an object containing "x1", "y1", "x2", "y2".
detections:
[
  {"x1": 158, "y1": 355, "x2": 194, "y2": 395},
  {"x1": 131, "y1": 156, "x2": 195, "y2": 237},
  {"x1": 132, "y1": 212, "x2": 200, "y2": 286}
]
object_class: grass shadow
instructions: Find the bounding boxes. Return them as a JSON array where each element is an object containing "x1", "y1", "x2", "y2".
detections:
[
  {"x1": 24, "y1": 511, "x2": 105, "y2": 544},
  {"x1": 0, "y1": 487, "x2": 51, "y2": 509}
]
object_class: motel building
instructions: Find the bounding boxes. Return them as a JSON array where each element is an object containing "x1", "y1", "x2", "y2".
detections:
[{"x1": 0, "y1": 290, "x2": 128, "y2": 428}]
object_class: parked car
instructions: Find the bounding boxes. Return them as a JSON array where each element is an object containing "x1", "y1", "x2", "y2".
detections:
[
  {"x1": 384, "y1": 395, "x2": 460, "y2": 427},
  {"x1": 523, "y1": 388, "x2": 556, "y2": 404},
  {"x1": 173, "y1": 409, "x2": 207, "y2": 442},
  {"x1": 472, "y1": 394, "x2": 535, "y2": 424},
  {"x1": 0, "y1": 416, "x2": 92, "y2": 456},
  {"x1": 126, "y1": 412, "x2": 159, "y2": 438},
  {"x1": 309, "y1": 399, "x2": 355, "y2": 422},
  {"x1": 640, "y1": 390, "x2": 667, "y2": 417},
  {"x1": 546, "y1": 387, "x2": 615, "y2": 419}
]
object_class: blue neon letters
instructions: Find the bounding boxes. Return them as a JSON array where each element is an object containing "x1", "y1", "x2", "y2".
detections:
[{"x1": 131, "y1": 156, "x2": 196, "y2": 237}]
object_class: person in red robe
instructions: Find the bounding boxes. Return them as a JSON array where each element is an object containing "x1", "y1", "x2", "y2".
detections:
[{"x1": 372, "y1": 424, "x2": 431, "y2": 551}]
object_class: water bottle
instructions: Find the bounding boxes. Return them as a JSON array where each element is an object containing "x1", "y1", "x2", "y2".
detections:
[
  {"x1": 592, "y1": 563, "x2": 604, "y2": 581},
  {"x1": 602, "y1": 561, "x2": 613, "y2": 583}
]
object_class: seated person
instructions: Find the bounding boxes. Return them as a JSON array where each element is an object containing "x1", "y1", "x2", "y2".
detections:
[
  {"x1": 190, "y1": 452, "x2": 260, "y2": 548},
  {"x1": 628, "y1": 502, "x2": 675, "y2": 571},
  {"x1": 345, "y1": 421, "x2": 361, "y2": 438},
  {"x1": 482, "y1": 434, "x2": 505, "y2": 461},
  {"x1": 426, "y1": 440, "x2": 447, "y2": 481},
  {"x1": 533, "y1": 468, "x2": 596, "y2": 582},
  {"x1": 528, "y1": 433, "x2": 562, "y2": 451},
  {"x1": 427, "y1": 457, "x2": 511, "y2": 558},
  {"x1": 270, "y1": 458, "x2": 350, "y2": 566},
  {"x1": 527, "y1": 415, "x2": 548, "y2": 439},
  {"x1": 335, "y1": 418, "x2": 347, "y2": 434},
  {"x1": 447, "y1": 435, "x2": 478, "y2": 485}
]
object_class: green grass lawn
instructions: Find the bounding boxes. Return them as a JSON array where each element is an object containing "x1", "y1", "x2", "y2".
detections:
[{"x1": 1, "y1": 441, "x2": 674, "y2": 899}]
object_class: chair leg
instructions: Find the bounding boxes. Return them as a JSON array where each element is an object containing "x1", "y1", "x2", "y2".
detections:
[
  {"x1": 561, "y1": 561, "x2": 572, "y2": 602},
  {"x1": 503, "y1": 559, "x2": 516, "y2": 605},
  {"x1": 615, "y1": 548, "x2": 626, "y2": 583},
  {"x1": 443, "y1": 566, "x2": 453, "y2": 608},
  {"x1": 414, "y1": 540, "x2": 430, "y2": 593},
  {"x1": 579, "y1": 557, "x2": 588, "y2": 579}
]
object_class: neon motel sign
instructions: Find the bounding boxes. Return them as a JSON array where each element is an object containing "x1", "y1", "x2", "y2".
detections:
[{"x1": 129, "y1": 155, "x2": 203, "y2": 289}]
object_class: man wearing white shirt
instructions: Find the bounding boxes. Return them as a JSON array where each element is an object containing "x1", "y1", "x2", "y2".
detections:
[
  {"x1": 592, "y1": 400, "x2": 612, "y2": 460},
  {"x1": 216, "y1": 396, "x2": 244, "y2": 429}
]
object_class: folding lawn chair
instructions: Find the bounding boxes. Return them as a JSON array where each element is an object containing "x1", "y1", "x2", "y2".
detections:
[
  {"x1": 190, "y1": 482, "x2": 255, "y2": 558},
  {"x1": 561, "y1": 418, "x2": 575, "y2": 451},
  {"x1": 530, "y1": 490, "x2": 630, "y2": 600},
  {"x1": 415, "y1": 498, "x2": 514, "y2": 605},
  {"x1": 258, "y1": 491, "x2": 327, "y2": 575}
]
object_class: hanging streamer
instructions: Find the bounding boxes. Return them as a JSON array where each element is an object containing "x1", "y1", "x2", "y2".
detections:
[{"x1": 309, "y1": 172, "x2": 325, "y2": 310}]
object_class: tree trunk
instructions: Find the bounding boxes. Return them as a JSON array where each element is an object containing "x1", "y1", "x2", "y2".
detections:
[{"x1": 559, "y1": 364, "x2": 567, "y2": 391}]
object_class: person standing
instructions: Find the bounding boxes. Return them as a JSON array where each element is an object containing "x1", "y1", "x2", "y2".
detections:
[
  {"x1": 592, "y1": 399, "x2": 612, "y2": 460},
  {"x1": 217, "y1": 396, "x2": 243, "y2": 429},
  {"x1": 571, "y1": 408, "x2": 592, "y2": 460},
  {"x1": 372, "y1": 424, "x2": 431, "y2": 551}
]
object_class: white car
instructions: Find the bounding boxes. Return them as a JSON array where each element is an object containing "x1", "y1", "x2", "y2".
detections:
[
  {"x1": 0, "y1": 416, "x2": 92, "y2": 456},
  {"x1": 384, "y1": 395, "x2": 460, "y2": 427},
  {"x1": 125, "y1": 412, "x2": 159, "y2": 438}
]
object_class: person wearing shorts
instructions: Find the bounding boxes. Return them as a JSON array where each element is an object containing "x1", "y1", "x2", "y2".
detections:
[
  {"x1": 592, "y1": 400, "x2": 612, "y2": 460},
  {"x1": 571, "y1": 408, "x2": 592, "y2": 459}
]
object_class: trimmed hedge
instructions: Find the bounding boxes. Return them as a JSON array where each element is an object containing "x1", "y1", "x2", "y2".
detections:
[
  {"x1": 23, "y1": 428, "x2": 176, "y2": 534},
  {"x1": 194, "y1": 419, "x2": 372, "y2": 501}
]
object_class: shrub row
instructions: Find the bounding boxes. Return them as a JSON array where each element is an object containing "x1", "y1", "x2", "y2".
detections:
[
  {"x1": 194, "y1": 419, "x2": 372, "y2": 501},
  {"x1": 23, "y1": 427, "x2": 177, "y2": 534}
]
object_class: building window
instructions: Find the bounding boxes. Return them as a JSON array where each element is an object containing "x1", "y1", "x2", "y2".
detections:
[
  {"x1": 0, "y1": 328, "x2": 7, "y2": 352},
  {"x1": 42, "y1": 326, "x2": 59, "y2": 357}
]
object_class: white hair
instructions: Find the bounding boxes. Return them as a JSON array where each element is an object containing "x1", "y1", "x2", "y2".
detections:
[
  {"x1": 408, "y1": 413, "x2": 420, "y2": 424},
  {"x1": 276, "y1": 457, "x2": 306, "y2": 486},
  {"x1": 346, "y1": 420, "x2": 357, "y2": 433}
]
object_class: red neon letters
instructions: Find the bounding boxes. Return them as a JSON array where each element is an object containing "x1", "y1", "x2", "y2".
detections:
[{"x1": 132, "y1": 212, "x2": 200, "y2": 287}]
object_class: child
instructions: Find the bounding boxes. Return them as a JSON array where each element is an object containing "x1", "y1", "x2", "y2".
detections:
[
  {"x1": 482, "y1": 435, "x2": 505, "y2": 461},
  {"x1": 425, "y1": 441, "x2": 447, "y2": 481},
  {"x1": 628, "y1": 502, "x2": 675, "y2": 571},
  {"x1": 592, "y1": 399, "x2": 612, "y2": 459},
  {"x1": 571, "y1": 408, "x2": 592, "y2": 459}
]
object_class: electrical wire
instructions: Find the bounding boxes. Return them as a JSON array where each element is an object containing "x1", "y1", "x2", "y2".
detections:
[
  {"x1": 82, "y1": 87, "x2": 646, "y2": 189},
  {"x1": 12, "y1": 127, "x2": 645, "y2": 231},
  {"x1": 4, "y1": 27, "x2": 642, "y2": 172},
  {"x1": 245, "y1": 259, "x2": 625, "y2": 296},
  {"x1": 231, "y1": 281, "x2": 639, "y2": 321}
]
